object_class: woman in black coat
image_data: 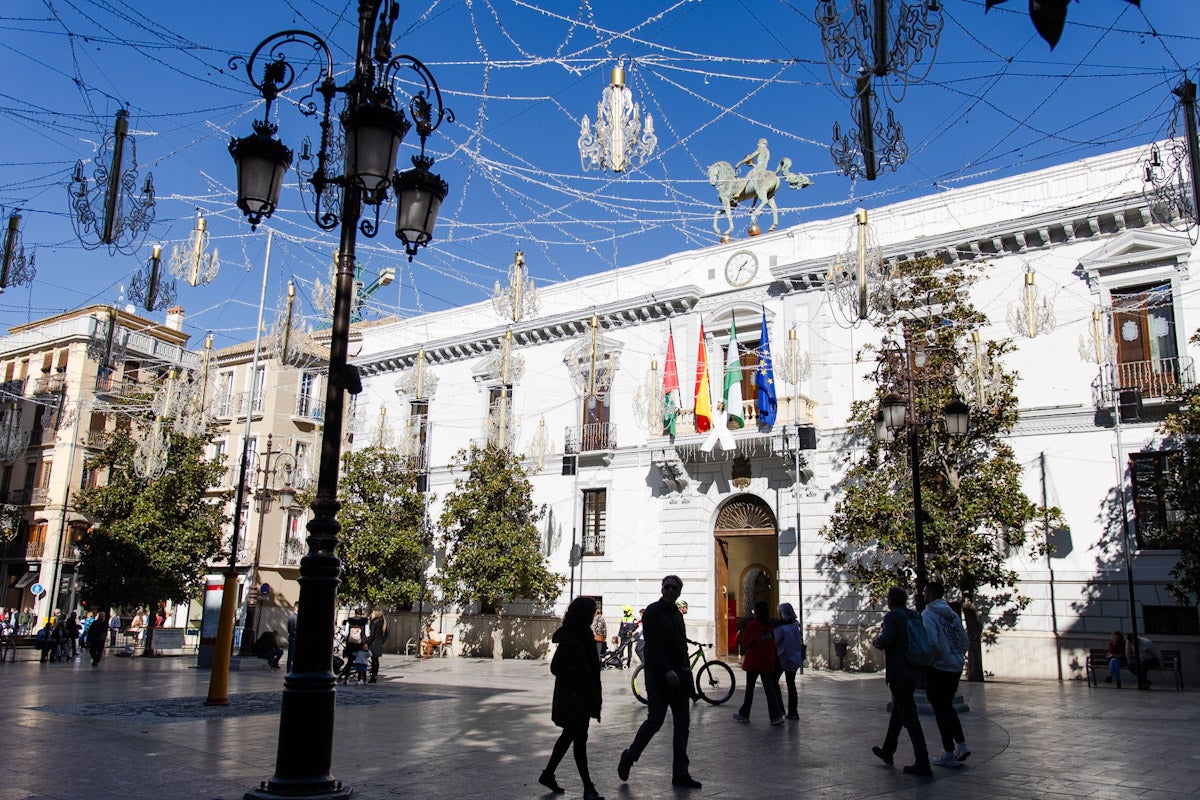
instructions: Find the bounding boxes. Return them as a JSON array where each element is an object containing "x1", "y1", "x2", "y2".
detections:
[{"x1": 539, "y1": 596, "x2": 603, "y2": 800}]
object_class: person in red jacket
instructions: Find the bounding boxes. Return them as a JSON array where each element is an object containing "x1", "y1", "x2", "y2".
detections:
[{"x1": 731, "y1": 601, "x2": 784, "y2": 725}]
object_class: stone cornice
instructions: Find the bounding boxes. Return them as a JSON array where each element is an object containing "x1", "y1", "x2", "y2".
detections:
[
  {"x1": 356, "y1": 286, "x2": 702, "y2": 376},
  {"x1": 771, "y1": 192, "x2": 1154, "y2": 291}
]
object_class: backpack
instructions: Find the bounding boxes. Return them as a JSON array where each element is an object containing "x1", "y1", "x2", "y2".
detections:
[{"x1": 904, "y1": 610, "x2": 937, "y2": 668}]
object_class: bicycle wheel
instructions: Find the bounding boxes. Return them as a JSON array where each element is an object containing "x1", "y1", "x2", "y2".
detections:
[
  {"x1": 630, "y1": 664, "x2": 649, "y2": 704},
  {"x1": 695, "y1": 660, "x2": 736, "y2": 705}
]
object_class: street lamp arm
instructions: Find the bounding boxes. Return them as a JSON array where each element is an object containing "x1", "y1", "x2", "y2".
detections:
[
  {"x1": 383, "y1": 54, "x2": 455, "y2": 147},
  {"x1": 230, "y1": 31, "x2": 335, "y2": 125}
]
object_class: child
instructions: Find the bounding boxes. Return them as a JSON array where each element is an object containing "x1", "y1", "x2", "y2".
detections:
[{"x1": 353, "y1": 645, "x2": 370, "y2": 684}]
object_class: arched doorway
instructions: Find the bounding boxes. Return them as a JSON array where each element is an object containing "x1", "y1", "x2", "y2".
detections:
[{"x1": 713, "y1": 494, "x2": 778, "y2": 657}]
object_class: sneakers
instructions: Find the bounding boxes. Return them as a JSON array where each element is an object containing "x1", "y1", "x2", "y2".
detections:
[
  {"x1": 903, "y1": 762, "x2": 933, "y2": 776},
  {"x1": 731, "y1": 712, "x2": 749, "y2": 723},
  {"x1": 617, "y1": 749, "x2": 633, "y2": 782},
  {"x1": 770, "y1": 716, "x2": 786, "y2": 726},
  {"x1": 871, "y1": 746, "x2": 894, "y2": 766},
  {"x1": 932, "y1": 752, "x2": 961, "y2": 768},
  {"x1": 954, "y1": 742, "x2": 971, "y2": 761}
]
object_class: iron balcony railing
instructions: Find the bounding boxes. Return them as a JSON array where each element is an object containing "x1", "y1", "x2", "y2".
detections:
[
  {"x1": 1097, "y1": 356, "x2": 1195, "y2": 407},
  {"x1": 564, "y1": 422, "x2": 617, "y2": 454}
]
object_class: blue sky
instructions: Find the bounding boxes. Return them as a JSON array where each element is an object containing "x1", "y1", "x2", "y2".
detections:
[{"x1": 1, "y1": 1, "x2": 1197, "y2": 351}]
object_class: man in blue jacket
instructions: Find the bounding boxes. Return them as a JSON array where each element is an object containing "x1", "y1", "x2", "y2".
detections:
[{"x1": 871, "y1": 586, "x2": 931, "y2": 776}]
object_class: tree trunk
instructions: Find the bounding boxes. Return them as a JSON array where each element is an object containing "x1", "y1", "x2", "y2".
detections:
[{"x1": 962, "y1": 596, "x2": 985, "y2": 682}]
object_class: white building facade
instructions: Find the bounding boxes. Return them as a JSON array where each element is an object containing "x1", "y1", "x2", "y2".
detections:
[{"x1": 350, "y1": 144, "x2": 1199, "y2": 682}]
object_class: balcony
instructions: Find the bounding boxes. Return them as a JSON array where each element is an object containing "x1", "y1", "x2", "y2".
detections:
[
  {"x1": 33, "y1": 373, "x2": 66, "y2": 395},
  {"x1": 564, "y1": 422, "x2": 618, "y2": 464},
  {"x1": 24, "y1": 540, "x2": 44, "y2": 559},
  {"x1": 654, "y1": 394, "x2": 818, "y2": 439},
  {"x1": 5, "y1": 488, "x2": 27, "y2": 505},
  {"x1": 1096, "y1": 356, "x2": 1195, "y2": 408},
  {"x1": 292, "y1": 398, "x2": 324, "y2": 424},
  {"x1": 30, "y1": 487, "x2": 49, "y2": 505}
]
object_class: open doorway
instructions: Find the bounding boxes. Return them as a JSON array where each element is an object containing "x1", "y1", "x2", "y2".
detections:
[{"x1": 713, "y1": 494, "x2": 778, "y2": 658}]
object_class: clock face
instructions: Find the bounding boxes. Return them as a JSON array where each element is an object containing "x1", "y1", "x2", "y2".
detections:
[{"x1": 725, "y1": 250, "x2": 758, "y2": 287}]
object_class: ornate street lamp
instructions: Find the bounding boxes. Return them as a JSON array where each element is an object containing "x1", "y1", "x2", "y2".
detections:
[
  {"x1": 67, "y1": 109, "x2": 156, "y2": 254},
  {"x1": 227, "y1": 4, "x2": 452, "y2": 798},
  {"x1": 874, "y1": 335, "x2": 970, "y2": 609},
  {"x1": 1143, "y1": 77, "x2": 1200, "y2": 235}
]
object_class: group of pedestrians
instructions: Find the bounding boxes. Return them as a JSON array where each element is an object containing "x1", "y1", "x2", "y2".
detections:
[
  {"x1": 1104, "y1": 628, "x2": 1165, "y2": 689},
  {"x1": 730, "y1": 600, "x2": 804, "y2": 725},
  {"x1": 336, "y1": 608, "x2": 388, "y2": 684},
  {"x1": 871, "y1": 582, "x2": 971, "y2": 776}
]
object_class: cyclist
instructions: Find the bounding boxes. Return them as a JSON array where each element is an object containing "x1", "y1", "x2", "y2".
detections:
[{"x1": 617, "y1": 575, "x2": 702, "y2": 791}]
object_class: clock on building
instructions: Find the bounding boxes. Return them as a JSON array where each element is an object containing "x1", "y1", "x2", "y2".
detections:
[{"x1": 724, "y1": 250, "x2": 758, "y2": 287}]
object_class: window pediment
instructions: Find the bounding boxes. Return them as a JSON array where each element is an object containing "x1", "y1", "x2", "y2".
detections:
[{"x1": 1079, "y1": 229, "x2": 1191, "y2": 288}]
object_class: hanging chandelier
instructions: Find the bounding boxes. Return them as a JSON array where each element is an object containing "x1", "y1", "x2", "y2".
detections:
[
  {"x1": 492, "y1": 250, "x2": 540, "y2": 322},
  {"x1": 169, "y1": 213, "x2": 220, "y2": 286},
  {"x1": 1143, "y1": 78, "x2": 1199, "y2": 236},
  {"x1": 0, "y1": 213, "x2": 36, "y2": 292},
  {"x1": 128, "y1": 244, "x2": 178, "y2": 312},
  {"x1": 824, "y1": 208, "x2": 898, "y2": 324},
  {"x1": 1006, "y1": 266, "x2": 1055, "y2": 338},
  {"x1": 1078, "y1": 308, "x2": 1115, "y2": 365},
  {"x1": 578, "y1": 60, "x2": 657, "y2": 173},
  {"x1": 817, "y1": 1, "x2": 943, "y2": 180},
  {"x1": 67, "y1": 109, "x2": 156, "y2": 254}
]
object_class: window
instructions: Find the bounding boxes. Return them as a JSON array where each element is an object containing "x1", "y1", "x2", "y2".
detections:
[
  {"x1": 719, "y1": 334, "x2": 762, "y2": 429},
  {"x1": 580, "y1": 392, "x2": 611, "y2": 451},
  {"x1": 0, "y1": 465, "x2": 10, "y2": 497},
  {"x1": 487, "y1": 384, "x2": 513, "y2": 447},
  {"x1": 409, "y1": 400, "x2": 430, "y2": 468},
  {"x1": 281, "y1": 511, "x2": 305, "y2": 565},
  {"x1": 297, "y1": 372, "x2": 318, "y2": 417},
  {"x1": 1129, "y1": 451, "x2": 1184, "y2": 549},
  {"x1": 1143, "y1": 605, "x2": 1200, "y2": 636},
  {"x1": 251, "y1": 366, "x2": 266, "y2": 413},
  {"x1": 582, "y1": 489, "x2": 606, "y2": 556},
  {"x1": 1112, "y1": 283, "x2": 1180, "y2": 399},
  {"x1": 27, "y1": 520, "x2": 47, "y2": 559},
  {"x1": 217, "y1": 372, "x2": 234, "y2": 417}
]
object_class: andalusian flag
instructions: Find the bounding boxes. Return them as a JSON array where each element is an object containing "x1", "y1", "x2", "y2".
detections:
[
  {"x1": 663, "y1": 327, "x2": 681, "y2": 437},
  {"x1": 693, "y1": 323, "x2": 712, "y2": 433},
  {"x1": 755, "y1": 311, "x2": 778, "y2": 426},
  {"x1": 723, "y1": 317, "x2": 744, "y2": 428}
]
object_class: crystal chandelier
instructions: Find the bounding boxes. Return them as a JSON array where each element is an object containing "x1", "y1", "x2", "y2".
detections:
[
  {"x1": 67, "y1": 109, "x2": 156, "y2": 254},
  {"x1": 632, "y1": 362, "x2": 662, "y2": 433},
  {"x1": 955, "y1": 331, "x2": 1004, "y2": 411},
  {"x1": 394, "y1": 349, "x2": 439, "y2": 399},
  {"x1": 492, "y1": 250, "x2": 539, "y2": 323},
  {"x1": 1006, "y1": 266, "x2": 1055, "y2": 338},
  {"x1": 133, "y1": 417, "x2": 170, "y2": 479},
  {"x1": 774, "y1": 327, "x2": 812, "y2": 391},
  {"x1": 817, "y1": 1, "x2": 943, "y2": 180},
  {"x1": 825, "y1": 208, "x2": 898, "y2": 324},
  {"x1": 1143, "y1": 78, "x2": 1199, "y2": 236},
  {"x1": 0, "y1": 213, "x2": 36, "y2": 291},
  {"x1": 1078, "y1": 308, "x2": 1115, "y2": 365},
  {"x1": 169, "y1": 212, "x2": 220, "y2": 286},
  {"x1": 578, "y1": 60, "x2": 657, "y2": 173}
]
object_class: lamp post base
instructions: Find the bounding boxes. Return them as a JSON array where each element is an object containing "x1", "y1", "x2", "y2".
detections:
[{"x1": 245, "y1": 781, "x2": 352, "y2": 800}]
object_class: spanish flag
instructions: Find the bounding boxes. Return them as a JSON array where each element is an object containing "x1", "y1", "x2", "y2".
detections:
[{"x1": 694, "y1": 323, "x2": 712, "y2": 433}]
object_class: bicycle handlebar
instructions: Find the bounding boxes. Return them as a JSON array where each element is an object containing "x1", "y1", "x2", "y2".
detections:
[{"x1": 687, "y1": 639, "x2": 713, "y2": 648}]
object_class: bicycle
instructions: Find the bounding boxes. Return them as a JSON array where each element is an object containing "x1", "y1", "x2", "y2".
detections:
[{"x1": 630, "y1": 638, "x2": 735, "y2": 705}]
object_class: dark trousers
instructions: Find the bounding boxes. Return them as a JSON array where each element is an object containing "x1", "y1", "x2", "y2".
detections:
[
  {"x1": 882, "y1": 684, "x2": 929, "y2": 764},
  {"x1": 89, "y1": 644, "x2": 104, "y2": 667},
  {"x1": 627, "y1": 674, "x2": 691, "y2": 778},
  {"x1": 737, "y1": 670, "x2": 783, "y2": 720},
  {"x1": 925, "y1": 668, "x2": 965, "y2": 753},
  {"x1": 545, "y1": 722, "x2": 592, "y2": 787},
  {"x1": 369, "y1": 651, "x2": 380, "y2": 681},
  {"x1": 1129, "y1": 655, "x2": 1161, "y2": 688},
  {"x1": 777, "y1": 668, "x2": 798, "y2": 716}
]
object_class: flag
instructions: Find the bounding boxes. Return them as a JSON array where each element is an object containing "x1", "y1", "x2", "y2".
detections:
[
  {"x1": 723, "y1": 317, "x2": 744, "y2": 428},
  {"x1": 693, "y1": 323, "x2": 712, "y2": 433},
  {"x1": 663, "y1": 327, "x2": 680, "y2": 437},
  {"x1": 755, "y1": 311, "x2": 778, "y2": 426}
]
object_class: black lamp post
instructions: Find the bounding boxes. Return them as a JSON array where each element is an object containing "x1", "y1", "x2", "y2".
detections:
[
  {"x1": 874, "y1": 339, "x2": 969, "y2": 611},
  {"x1": 228, "y1": 3, "x2": 451, "y2": 798}
]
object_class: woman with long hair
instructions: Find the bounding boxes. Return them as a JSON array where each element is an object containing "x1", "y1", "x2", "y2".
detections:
[
  {"x1": 539, "y1": 596, "x2": 603, "y2": 800},
  {"x1": 731, "y1": 600, "x2": 784, "y2": 725}
]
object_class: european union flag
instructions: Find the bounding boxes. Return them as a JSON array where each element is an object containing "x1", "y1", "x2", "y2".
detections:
[{"x1": 756, "y1": 311, "x2": 777, "y2": 426}]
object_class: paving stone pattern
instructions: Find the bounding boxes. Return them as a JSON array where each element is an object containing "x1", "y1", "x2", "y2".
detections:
[{"x1": 0, "y1": 654, "x2": 1196, "y2": 799}]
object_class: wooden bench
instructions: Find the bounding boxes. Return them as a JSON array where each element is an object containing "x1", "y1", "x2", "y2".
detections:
[{"x1": 1085, "y1": 647, "x2": 1184, "y2": 690}]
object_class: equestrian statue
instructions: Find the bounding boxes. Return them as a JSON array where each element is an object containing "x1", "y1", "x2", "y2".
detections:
[{"x1": 707, "y1": 138, "x2": 813, "y2": 237}]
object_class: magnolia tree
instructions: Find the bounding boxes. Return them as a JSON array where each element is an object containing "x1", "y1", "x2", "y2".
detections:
[
  {"x1": 820, "y1": 257, "x2": 1056, "y2": 681},
  {"x1": 436, "y1": 443, "x2": 561, "y2": 658},
  {"x1": 1157, "y1": 328, "x2": 1200, "y2": 605}
]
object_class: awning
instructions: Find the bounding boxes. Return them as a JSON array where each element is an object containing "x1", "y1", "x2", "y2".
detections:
[{"x1": 12, "y1": 569, "x2": 38, "y2": 589}]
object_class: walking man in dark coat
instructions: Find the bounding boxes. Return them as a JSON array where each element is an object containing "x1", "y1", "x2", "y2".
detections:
[
  {"x1": 617, "y1": 575, "x2": 702, "y2": 790},
  {"x1": 871, "y1": 586, "x2": 932, "y2": 776}
]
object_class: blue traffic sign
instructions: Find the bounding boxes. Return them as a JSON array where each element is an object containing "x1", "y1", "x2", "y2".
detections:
[{"x1": 29, "y1": 582, "x2": 45, "y2": 596}]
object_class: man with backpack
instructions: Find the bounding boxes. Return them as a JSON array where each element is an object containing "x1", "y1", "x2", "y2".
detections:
[
  {"x1": 870, "y1": 586, "x2": 931, "y2": 776},
  {"x1": 922, "y1": 581, "x2": 971, "y2": 768}
]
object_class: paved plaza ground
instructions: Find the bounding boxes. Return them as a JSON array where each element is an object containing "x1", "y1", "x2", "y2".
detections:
[{"x1": 0, "y1": 649, "x2": 1196, "y2": 799}]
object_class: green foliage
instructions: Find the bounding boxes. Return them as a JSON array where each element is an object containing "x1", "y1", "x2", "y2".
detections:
[
  {"x1": 1157, "y1": 329, "x2": 1200, "y2": 605},
  {"x1": 436, "y1": 443, "x2": 561, "y2": 615},
  {"x1": 74, "y1": 426, "x2": 228, "y2": 615},
  {"x1": 820, "y1": 258, "x2": 1054, "y2": 667},
  {"x1": 334, "y1": 445, "x2": 429, "y2": 609}
]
